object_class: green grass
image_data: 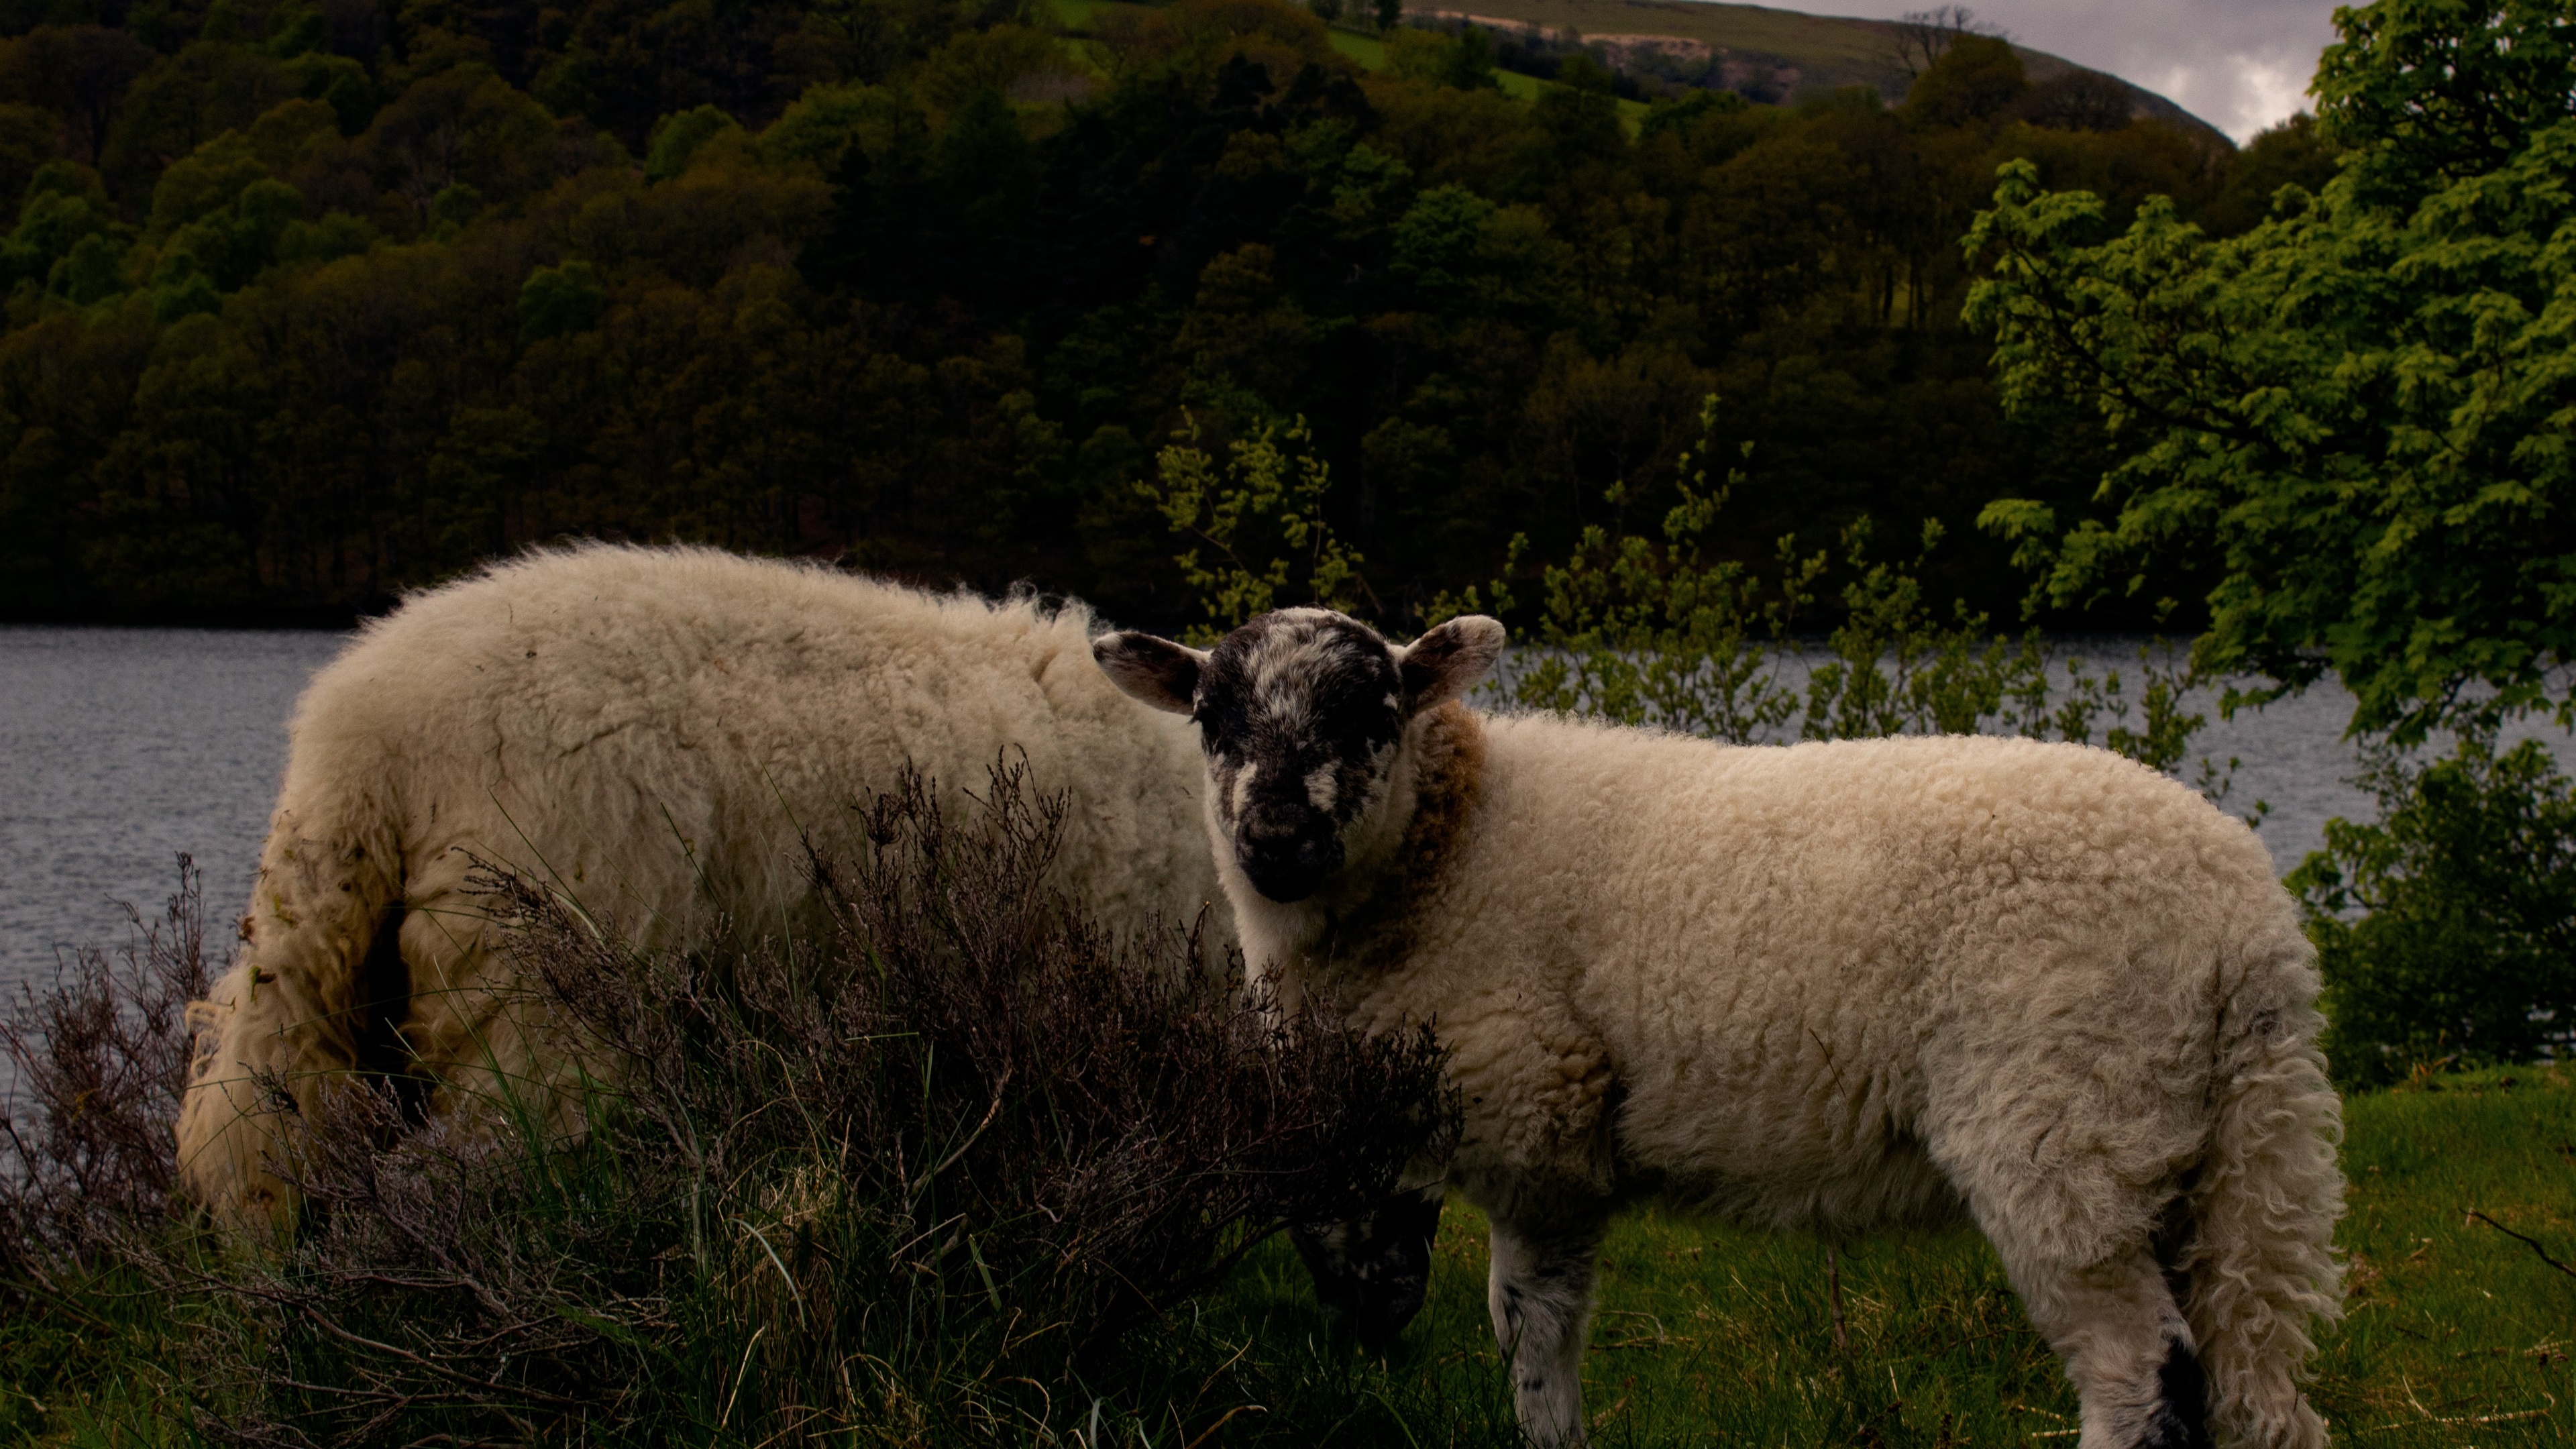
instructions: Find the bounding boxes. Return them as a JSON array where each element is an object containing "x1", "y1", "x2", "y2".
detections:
[
  {"x1": 1, "y1": 1260, "x2": 196, "y2": 1446},
  {"x1": 1045, "y1": 5, "x2": 1648, "y2": 132},
  {"x1": 2320, "y1": 1065, "x2": 2576, "y2": 1442},
  {"x1": 1434, "y1": 0, "x2": 1907, "y2": 80},
  {"x1": 1196, "y1": 1064, "x2": 2576, "y2": 1446},
  {"x1": 11, "y1": 1067, "x2": 2571, "y2": 1444},
  {"x1": 1326, "y1": 23, "x2": 1387, "y2": 68},
  {"x1": 1430, "y1": 0, "x2": 2216, "y2": 136},
  {"x1": 1324, "y1": 23, "x2": 1649, "y2": 130},
  {"x1": 1049, "y1": 0, "x2": 1116, "y2": 28}
]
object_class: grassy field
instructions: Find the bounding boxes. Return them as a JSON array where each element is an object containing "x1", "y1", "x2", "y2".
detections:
[
  {"x1": 1193, "y1": 1064, "x2": 2576, "y2": 1447},
  {"x1": 1045, "y1": 1, "x2": 1648, "y2": 127},
  {"x1": 1325, "y1": 22, "x2": 1560, "y2": 103},
  {"x1": 1064, "y1": 0, "x2": 2218, "y2": 138},
  {"x1": 1324, "y1": 23, "x2": 1646, "y2": 120},
  {"x1": 9, "y1": 1067, "x2": 2570, "y2": 1444},
  {"x1": 1375, "y1": 0, "x2": 2133, "y2": 103},
  {"x1": 1419, "y1": 0, "x2": 1909, "y2": 85}
]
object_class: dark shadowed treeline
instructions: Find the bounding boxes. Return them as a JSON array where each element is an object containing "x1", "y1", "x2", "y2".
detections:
[{"x1": 0, "y1": 0, "x2": 2337, "y2": 625}]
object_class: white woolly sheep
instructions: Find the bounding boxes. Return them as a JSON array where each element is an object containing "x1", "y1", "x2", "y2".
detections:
[
  {"x1": 176, "y1": 544, "x2": 1234, "y2": 1234},
  {"x1": 1095, "y1": 607, "x2": 2346, "y2": 1449}
]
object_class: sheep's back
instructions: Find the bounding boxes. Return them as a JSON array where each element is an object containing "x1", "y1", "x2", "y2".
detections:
[
  {"x1": 1410, "y1": 718, "x2": 2298, "y2": 1229},
  {"x1": 272, "y1": 543, "x2": 1220, "y2": 945}
]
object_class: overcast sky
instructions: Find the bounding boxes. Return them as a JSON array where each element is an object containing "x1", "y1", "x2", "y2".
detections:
[{"x1": 1807, "y1": 1, "x2": 2346, "y2": 142}]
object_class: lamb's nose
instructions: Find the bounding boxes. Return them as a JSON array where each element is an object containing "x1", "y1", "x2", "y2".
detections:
[{"x1": 1239, "y1": 828, "x2": 1340, "y2": 904}]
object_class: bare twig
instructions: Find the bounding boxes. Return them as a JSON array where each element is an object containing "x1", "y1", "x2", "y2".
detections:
[
  {"x1": 927, "y1": 1065, "x2": 1015, "y2": 1182},
  {"x1": 2467, "y1": 1209, "x2": 2576, "y2": 1279},
  {"x1": 298, "y1": 1311, "x2": 590, "y2": 1410}
]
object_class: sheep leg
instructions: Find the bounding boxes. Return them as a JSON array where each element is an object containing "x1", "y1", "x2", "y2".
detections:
[
  {"x1": 1998, "y1": 1244, "x2": 2210, "y2": 1449},
  {"x1": 1486, "y1": 1209, "x2": 1606, "y2": 1445}
]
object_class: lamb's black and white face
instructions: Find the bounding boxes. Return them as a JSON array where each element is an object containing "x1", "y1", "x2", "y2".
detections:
[{"x1": 1095, "y1": 607, "x2": 1506, "y2": 904}]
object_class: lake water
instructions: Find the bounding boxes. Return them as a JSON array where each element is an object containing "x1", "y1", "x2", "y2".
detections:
[
  {"x1": 5, "y1": 626, "x2": 2573, "y2": 1012},
  {"x1": 3, "y1": 627, "x2": 350, "y2": 1012}
]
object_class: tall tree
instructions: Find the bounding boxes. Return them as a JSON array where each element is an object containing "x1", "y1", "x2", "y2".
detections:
[{"x1": 1968, "y1": 0, "x2": 2576, "y2": 741}]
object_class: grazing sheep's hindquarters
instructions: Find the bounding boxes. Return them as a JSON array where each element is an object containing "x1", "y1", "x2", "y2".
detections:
[
  {"x1": 176, "y1": 545, "x2": 1235, "y2": 1234},
  {"x1": 1095, "y1": 608, "x2": 2345, "y2": 1449}
]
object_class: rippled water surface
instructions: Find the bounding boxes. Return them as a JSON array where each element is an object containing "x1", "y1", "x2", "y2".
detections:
[
  {"x1": 5, "y1": 628, "x2": 2573, "y2": 1011},
  {"x1": 3, "y1": 627, "x2": 348, "y2": 1009}
]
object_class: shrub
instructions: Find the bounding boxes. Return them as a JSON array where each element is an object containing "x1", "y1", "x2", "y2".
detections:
[
  {"x1": 3, "y1": 765, "x2": 1456, "y2": 1446},
  {"x1": 1139, "y1": 412, "x2": 1367, "y2": 645},
  {"x1": 1430, "y1": 395, "x2": 2218, "y2": 775},
  {"x1": 0, "y1": 861, "x2": 212, "y2": 1443},
  {"x1": 0, "y1": 860, "x2": 209, "y2": 1274},
  {"x1": 2290, "y1": 733, "x2": 2576, "y2": 1087}
]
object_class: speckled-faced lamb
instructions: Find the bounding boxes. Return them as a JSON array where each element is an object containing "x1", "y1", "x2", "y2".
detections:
[
  {"x1": 176, "y1": 545, "x2": 1238, "y2": 1236},
  {"x1": 1095, "y1": 607, "x2": 2346, "y2": 1449}
]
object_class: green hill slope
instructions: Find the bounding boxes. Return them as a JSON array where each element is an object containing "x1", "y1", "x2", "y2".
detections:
[{"x1": 1411, "y1": 0, "x2": 2229, "y2": 142}]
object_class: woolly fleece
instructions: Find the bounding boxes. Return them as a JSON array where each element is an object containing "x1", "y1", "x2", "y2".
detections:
[
  {"x1": 177, "y1": 544, "x2": 1223, "y2": 1227},
  {"x1": 1214, "y1": 702, "x2": 2343, "y2": 1448}
]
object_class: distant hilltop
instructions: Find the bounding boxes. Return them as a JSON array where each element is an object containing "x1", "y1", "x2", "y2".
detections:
[{"x1": 1413, "y1": 0, "x2": 2231, "y2": 144}]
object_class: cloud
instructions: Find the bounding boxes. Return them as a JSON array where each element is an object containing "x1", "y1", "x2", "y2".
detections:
[
  {"x1": 2149, "y1": 51, "x2": 2324, "y2": 141},
  {"x1": 1809, "y1": 0, "x2": 2345, "y2": 143}
]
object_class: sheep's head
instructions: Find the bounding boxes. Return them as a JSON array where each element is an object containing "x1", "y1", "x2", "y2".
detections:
[{"x1": 1095, "y1": 608, "x2": 1505, "y2": 904}]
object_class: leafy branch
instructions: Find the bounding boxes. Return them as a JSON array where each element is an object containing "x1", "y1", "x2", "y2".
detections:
[
  {"x1": 1432, "y1": 394, "x2": 2221, "y2": 779},
  {"x1": 1140, "y1": 413, "x2": 1367, "y2": 645}
]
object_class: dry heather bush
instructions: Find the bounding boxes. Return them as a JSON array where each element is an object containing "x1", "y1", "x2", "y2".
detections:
[
  {"x1": 4, "y1": 766, "x2": 1456, "y2": 1448},
  {"x1": 1, "y1": 863, "x2": 215, "y2": 1441},
  {"x1": 1, "y1": 861, "x2": 211, "y2": 1277}
]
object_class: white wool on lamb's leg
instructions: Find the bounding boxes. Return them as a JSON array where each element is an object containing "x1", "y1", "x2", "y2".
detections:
[{"x1": 1487, "y1": 1210, "x2": 1608, "y2": 1446}]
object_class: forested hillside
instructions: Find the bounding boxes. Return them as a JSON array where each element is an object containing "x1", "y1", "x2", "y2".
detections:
[{"x1": 0, "y1": 0, "x2": 2335, "y2": 625}]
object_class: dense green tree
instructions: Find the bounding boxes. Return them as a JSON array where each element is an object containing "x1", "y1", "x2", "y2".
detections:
[
  {"x1": 0, "y1": 24, "x2": 154, "y2": 164},
  {"x1": 2318, "y1": 0, "x2": 2576, "y2": 205},
  {"x1": 0, "y1": 0, "x2": 2322, "y2": 626},
  {"x1": 1896, "y1": 33, "x2": 2024, "y2": 129},
  {"x1": 516, "y1": 256, "x2": 602, "y2": 341},
  {"x1": 1969, "y1": 0, "x2": 2576, "y2": 741}
]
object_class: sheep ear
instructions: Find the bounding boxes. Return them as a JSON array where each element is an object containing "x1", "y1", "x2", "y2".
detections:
[
  {"x1": 1093, "y1": 631, "x2": 1207, "y2": 715},
  {"x1": 1397, "y1": 615, "x2": 1505, "y2": 715}
]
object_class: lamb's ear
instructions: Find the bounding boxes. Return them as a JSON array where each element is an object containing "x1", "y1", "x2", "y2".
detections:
[
  {"x1": 1396, "y1": 615, "x2": 1506, "y2": 715},
  {"x1": 1093, "y1": 631, "x2": 1208, "y2": 715}
]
